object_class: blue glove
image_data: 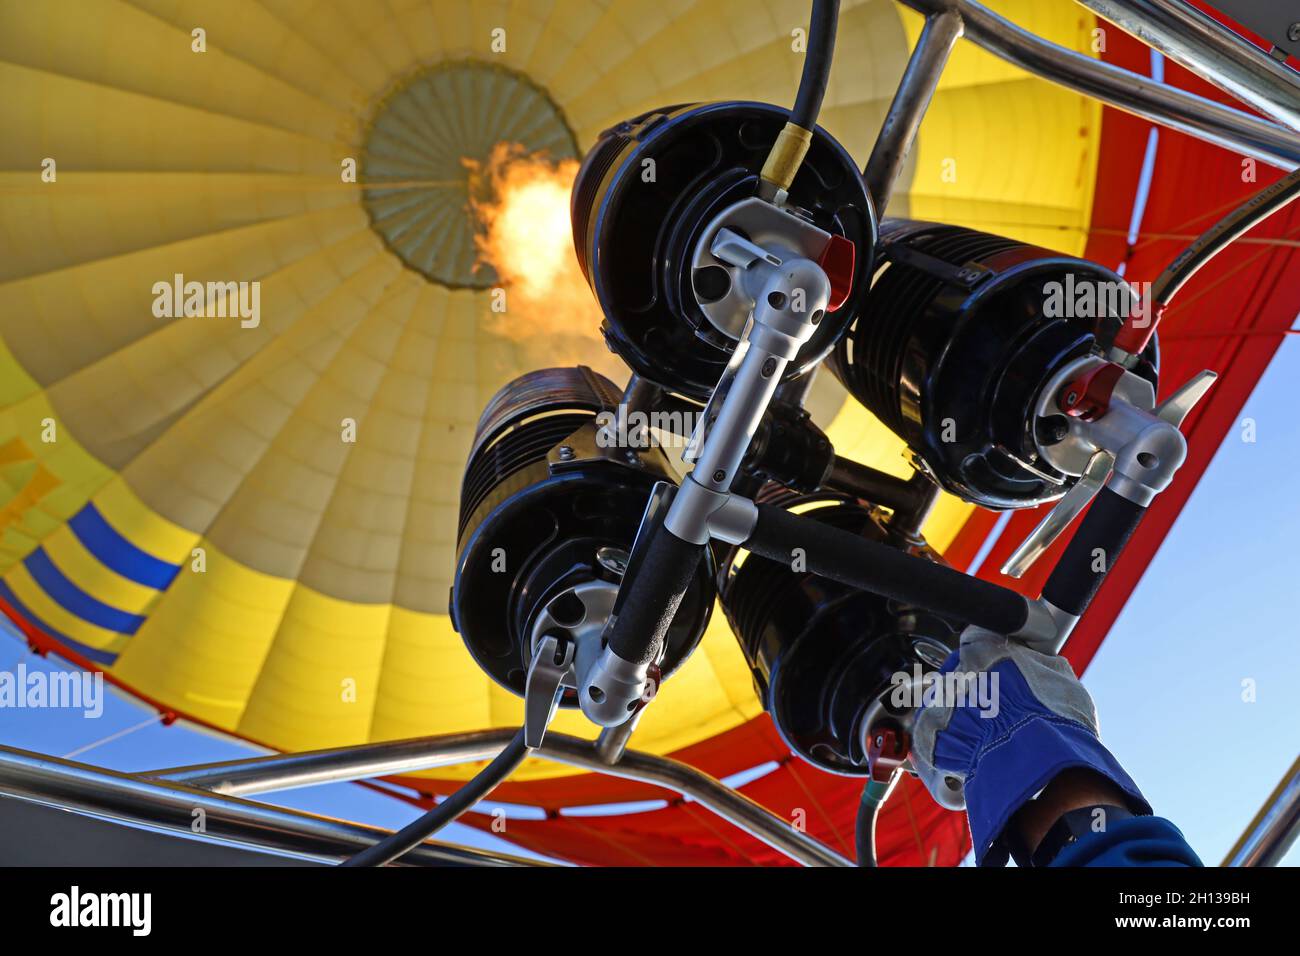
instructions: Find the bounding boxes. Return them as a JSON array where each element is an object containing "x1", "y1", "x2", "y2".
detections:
[{"x1": 910, "y1": 627, "x2": 1151, "y2": 866}]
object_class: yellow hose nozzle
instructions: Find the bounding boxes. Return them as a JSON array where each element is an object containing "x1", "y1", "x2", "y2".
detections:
[{"x1": 760, "y1": 123, "x2": 814, "y2": 194}]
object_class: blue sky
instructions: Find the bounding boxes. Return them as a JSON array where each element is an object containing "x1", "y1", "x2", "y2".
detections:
[
  {"x1": 3, "y1": 336, "x2": 1297, "y2": 867},
  {"x1": 1083, "y1": 332, "x2": 1300, "y2": 866}
]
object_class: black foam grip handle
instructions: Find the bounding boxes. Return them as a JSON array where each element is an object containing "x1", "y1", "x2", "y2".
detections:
[
  {"x1": 747, "y1": 504, "x2": 1031, "y2": 635},
  {"x1": 1042, "y1": 486, "x2": 1147, "y2": 617},
  {"x1": 606, "y1": 523, "x2": 705, "y2": 666}
]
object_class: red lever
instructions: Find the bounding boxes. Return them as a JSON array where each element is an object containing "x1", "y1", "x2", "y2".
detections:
[
  {"x1": 866, "y1": 725, "x2": 910, "y2": 783},
  {"x1": 1113, "y1": 301, "x2": 1165, "y2": 357},
  {"x1": 818, "y1": 233, "x2": 855, "y2": 313},
  {"x1": 1058, "y1": 362, "x2": 1125, "y2": 422}
]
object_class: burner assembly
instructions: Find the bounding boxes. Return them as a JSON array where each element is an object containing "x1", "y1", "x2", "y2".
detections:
[
  {"x1": 353, "y1": 0, "x2": 1298, "y2": 869},
  {"x1": 430, "y1": 0, "x2": 1235, "y2": 871},
  {"x1": 451, "y1": 366, "x2": 715, "y2": 717}
]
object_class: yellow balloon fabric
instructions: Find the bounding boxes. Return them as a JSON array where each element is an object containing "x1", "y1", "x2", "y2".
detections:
[{"x1": 0, "y1": 0, "x2": 1100, "y2": 781}]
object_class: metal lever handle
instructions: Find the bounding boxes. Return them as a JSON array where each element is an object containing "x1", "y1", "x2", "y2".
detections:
[
  {"x1": 711, "y1": 227, "x2": 782, "y2": 269},
  {"x1": 523, "y1": 634, "x2": 574, "y2": 748},
  {"x1": 1002, "y1": 450, "x2": 1114, "y2": 579},
  {"x1": 1155, "y1": 369, "x2": 1217, "y2": 428},
  {"x1": 1003, "y1": 367, "x2": 1217, "y2": 579}
]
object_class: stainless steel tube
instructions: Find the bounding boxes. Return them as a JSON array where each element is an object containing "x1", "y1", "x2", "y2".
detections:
[
  {"x1": 1222, "y1": 755, "x2": 1300, "y2": 867},
  {"x1": 540, "y1": 734, "x2": 854, "y2": 867},
  {"x1": 864, "y1": 7, "x2": 964, "y2": 213},
  {"x1": 151, "y1": 729, "x2": 513, "y2": 795},
  {"x1": 899, "y1": 0, "x2": 1300, "y2": 170},
  {"x1": 0, "y1": 744, "x2": 538, "y2": 866},
  {"x1": 1077, "y1": 0, "x2": 1300, "y2": 131},
  {"x1": 147, "y1": 730, "x2": 854, "y2": 867}
]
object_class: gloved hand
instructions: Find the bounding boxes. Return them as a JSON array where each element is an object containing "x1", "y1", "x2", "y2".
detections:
[{"x1": 910, "y1": 626, "x2": 1150, "y2": 866}]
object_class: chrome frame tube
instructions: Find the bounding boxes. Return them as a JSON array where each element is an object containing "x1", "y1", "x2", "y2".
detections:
[
  {"x1": 0, "y1": 744, "x2": 539, "y2": 867},
  {"x1": 864, "y1": 7, "x2": 964, "y2": 213},
  {"x1": 541, "y1": 734, "x2": 852, "y2": 867},
  {"x1": 1222, "y1": 755, "x2": 1300, "y2": 867},
  {"x1": 148, "y1": 730, "x2": 853, "y2": 868},
  {"x1": 899, "y1": 0, "x2": 1300, "y2": 170},
  {"x1": 1077, "y1": 0, "x2": 1300, "y2": 132},
  {"x1": 150, "y1": 729, "x2": 515, "y2": 795}
]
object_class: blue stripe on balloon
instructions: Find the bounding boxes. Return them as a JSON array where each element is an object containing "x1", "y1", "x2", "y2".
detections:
[
  {"x1": 22, "y1": 549, "x2": 147, "y2": 635},
  {"x1": 68, "y1": 505, "x2": 181, "y2": 591},
  {"x1": 0, "y1": 580, "x2": 120, "y2": 665}
]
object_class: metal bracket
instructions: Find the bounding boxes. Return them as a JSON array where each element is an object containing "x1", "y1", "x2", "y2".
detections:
[
  {"x1": 547, "y1": 419, "x2": 667, "y2": 476},
  {"x1": 881, "y1": 240, "x2": 994, "y2": 290}
]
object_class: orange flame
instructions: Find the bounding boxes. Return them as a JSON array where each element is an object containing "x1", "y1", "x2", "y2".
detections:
[{"x1": 466, "y1": 144, "x2": 611, "y2": 361}]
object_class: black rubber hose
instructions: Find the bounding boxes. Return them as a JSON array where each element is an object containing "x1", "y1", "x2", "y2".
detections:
[
  {"x1": 790, "y1": 0, "x2": 840, "y2": 130},
  {"x1": 855, "y1": 786, "x2": 880, "y2": 867},
  {"x1": 340, "y1": 728, "x2": 529, "y2": 867},
  {"x1": 745, "y1": 503, "x2": 1032, "y2": 634},
  {"x1": 605, "y1": 521, "x2": 705, "y2": 665},
  {"x1": 855, "y1": 774, "x2": 899, "y2": 867},
  {"x1": 1041, "y1": 486, "x2": 1146, "y2": 618},
  {"x1": 1154, "y1": 166, "x2": 1300, "y2": 305}
]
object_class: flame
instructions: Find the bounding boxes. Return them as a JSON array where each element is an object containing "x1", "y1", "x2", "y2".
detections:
[{"x1": 466, "y1": 144, "x2": 609, "y2": 355}]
